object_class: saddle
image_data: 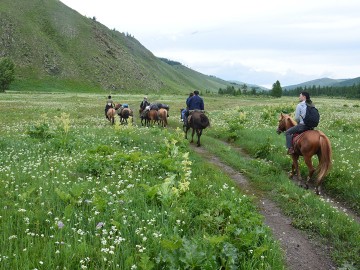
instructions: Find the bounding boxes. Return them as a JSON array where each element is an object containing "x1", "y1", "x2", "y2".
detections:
[
  {"x1": 291, "y1": 131, "x2": 308, "y2": 149},
  {"x1": 188, "y1": 109, "x2": 206, "y2": 115}
]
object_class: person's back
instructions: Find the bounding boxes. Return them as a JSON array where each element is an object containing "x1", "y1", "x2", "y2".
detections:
[
  {"x1": 105, "y1": 95, "x2": 114, "y2": 119},
  {"x1": 285, "y1": 91, "x2": 312, "y2": 154},
  {"x1": 187, "y1": 91, "x2": 204, "y2": 111},
  {"x1": 140, "y1": 97, "x2": 149, "y2": 111}
]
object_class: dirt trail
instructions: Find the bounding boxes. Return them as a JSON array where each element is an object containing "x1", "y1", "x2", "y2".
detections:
[{"x1": 192, "y1": 145, "x2": 336, "y2": 270}]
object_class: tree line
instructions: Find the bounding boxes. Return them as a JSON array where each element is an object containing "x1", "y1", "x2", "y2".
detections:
[
  {"x1": 218, "y1": 80, "x2": 360, "y2": 99},
  {"x1": 283, "y1": 84, "x2": 360, "y2": 99}
]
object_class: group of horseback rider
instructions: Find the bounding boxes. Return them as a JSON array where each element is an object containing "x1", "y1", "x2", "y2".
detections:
[
  {"x1": 105, "y1": 91, "x2": 314, "y2": 155},
  {"x1": 104, "y1": 90, "x2": 206, "y2": 126},
  {"x1": 139, "y1": 96, "x2": 170, "y2": 118},
  {"x1": 104, "y1": 95, "x2": 171, "y2": 124},
  {"x1": 104, "y1": 95, "x2": 130, "y2": 121}
]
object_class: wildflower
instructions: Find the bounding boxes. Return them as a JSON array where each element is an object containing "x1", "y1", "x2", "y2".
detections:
[
  {"x1": 57, "y1": 221, "x2": 65, "y2": 229},
  {"x1": 96, "y1": 222, "x2": 104, "y2": 229}
]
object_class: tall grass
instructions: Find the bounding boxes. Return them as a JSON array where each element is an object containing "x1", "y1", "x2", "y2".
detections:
[
  {"x1": 205, "y1": 98, "x2": 360, "y2": 213},
  {"x1": 203, "y1": 96, "x2": 360, "y2": 268},
  {"x1": 0, "y1": 93, "x2": 284, "y2": 269}
]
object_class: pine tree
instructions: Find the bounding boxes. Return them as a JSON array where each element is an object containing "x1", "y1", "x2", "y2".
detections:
[{"x1": 271, "y1": 80, "x2": 282, "y2": 98}]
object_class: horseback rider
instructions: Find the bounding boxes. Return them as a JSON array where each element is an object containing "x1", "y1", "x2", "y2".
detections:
[
  {"x1": 184, "y1": 90, "x2": 204, "y2": 124},
  {"x1": 105, "y1": 95, "x2": 114, "y2": 119},
  {"x1": 140, "y1": 96, "x2": 150, "y2": 113},
  {"x1": 286, "y1": 91, "x2": 313, "y2": 154}
]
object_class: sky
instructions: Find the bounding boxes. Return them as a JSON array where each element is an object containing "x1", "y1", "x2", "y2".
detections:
[{"x1": 60, "y1": 0, "x2": 360, "y2": 88}]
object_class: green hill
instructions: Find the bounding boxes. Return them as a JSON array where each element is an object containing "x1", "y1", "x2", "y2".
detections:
[{"x1": 0, "y1": 0, "x2": 231, "y2": 93}]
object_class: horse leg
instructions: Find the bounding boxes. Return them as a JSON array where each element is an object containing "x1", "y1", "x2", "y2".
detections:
[
  {"x1": 190, "y1": 128, "x2": 195, "y2": 143},
  {"x1": 291, "y1": 155, "x2": 302, "y2": 186},
  {"x1": 314, "y1": 153, "x2": 324, "y2": 195},
  {"x1": 196, "y1": 129, "x2": 202, "y2": 147},
  {"x1": 303, "y1": 154, "x2": 316, "y2": 190}
]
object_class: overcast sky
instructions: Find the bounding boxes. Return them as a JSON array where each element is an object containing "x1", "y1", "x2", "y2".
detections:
[{"x1": 60, "y1": 0, "x2": 360, "y2": 88}]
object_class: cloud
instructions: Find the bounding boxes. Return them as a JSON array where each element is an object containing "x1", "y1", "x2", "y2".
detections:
[{"x1": 60, "y1": 0, "x2": 360, "y2": 86}]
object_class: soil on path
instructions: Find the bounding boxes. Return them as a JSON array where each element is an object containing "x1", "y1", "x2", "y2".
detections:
[{"x1": 192, "y1": 145, "x2": 336, "y2": 270}]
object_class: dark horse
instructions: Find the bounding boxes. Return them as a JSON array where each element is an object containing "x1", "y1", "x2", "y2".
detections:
[
  {"x1": 118, "y1": 108, "x2": 134, "y2": 124},
  {"x1": 184, "y1": 111, "x2": 210, "y2": 147},
  {"x1": 277, "y1": 113, "x2": 332, "y2": 194}
]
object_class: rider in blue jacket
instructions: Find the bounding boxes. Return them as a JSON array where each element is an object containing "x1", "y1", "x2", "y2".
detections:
[
  {"x1": 184, "y1": 90, "x2": 204, "y2": 124},
  {"x1": 187, "y1": 90, "x2": 204, "y2": 110}
]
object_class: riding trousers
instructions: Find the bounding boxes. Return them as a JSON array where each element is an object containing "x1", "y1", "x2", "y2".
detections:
[{"x1": 285, "y1": 124, "x2": 311, "y2": 148}]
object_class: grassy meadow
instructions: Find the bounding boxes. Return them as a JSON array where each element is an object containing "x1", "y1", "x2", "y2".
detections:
[
  {"x1": 0, "y1": 92, "x2": 284, "y2": 269},
  {"x1": 1, "y1": 92, "x2": 360, "y2": 269}
]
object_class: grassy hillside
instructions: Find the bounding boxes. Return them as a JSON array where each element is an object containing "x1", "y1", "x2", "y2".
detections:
[{"x1": 0, "y1": 0, "x2": 231, "y2": 93}]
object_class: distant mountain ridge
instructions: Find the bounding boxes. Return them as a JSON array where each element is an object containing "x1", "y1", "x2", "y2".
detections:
[
  {"x1": 0, "y1": 0, "x2": 232, "y2": 93},
  {"x1": 283, "y1": 77, "x2": 360, "y2": 90}
]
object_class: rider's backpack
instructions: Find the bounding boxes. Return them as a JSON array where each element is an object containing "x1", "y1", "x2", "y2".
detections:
[{"x1": 303, "y1": 104, "x2": 320, "y2": 128}]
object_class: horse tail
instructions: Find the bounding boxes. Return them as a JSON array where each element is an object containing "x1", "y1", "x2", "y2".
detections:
[
  {"x1": 316, "y1": 132, "x2": 332, "y2": 182},
  {"x1": 163, "y1": 112, "x2": 168, "y2": 127},
  {"x1": 200, "y1": 113, "x2": 210, "y2": 129},
  {"x1": 123, "y1": 109, "x2": 130, "y2": 118}
]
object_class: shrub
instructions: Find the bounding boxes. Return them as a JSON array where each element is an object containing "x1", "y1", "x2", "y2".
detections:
[{"x1": 0, "y1": 57, "x2": 15, "y2": 91}]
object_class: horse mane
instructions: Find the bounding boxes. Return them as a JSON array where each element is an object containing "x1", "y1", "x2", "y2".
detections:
[{"x1": 283, "y1": 114, "x2": 297, "y2": 126}]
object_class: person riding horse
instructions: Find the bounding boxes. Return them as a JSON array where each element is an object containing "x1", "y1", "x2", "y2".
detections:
[
  {"x1": 184, "y1": 90, "x2": 204, "y2": 124},
  {"x1": 139, "y1": 96, "x2": 150, "y2": 114},
  {"x1": 286, "y1": 92, "x2": 313, "y2": 155},
  {"x1": 105, "y1": 95, "x2": 114, "y2": 120}
]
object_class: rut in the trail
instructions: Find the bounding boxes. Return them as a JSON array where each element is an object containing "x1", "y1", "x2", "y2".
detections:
[{"x1": 192, "y1": 145, "x2": 336, "y2": 270}]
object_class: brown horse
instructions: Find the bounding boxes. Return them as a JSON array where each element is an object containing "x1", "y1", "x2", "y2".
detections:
[
  {"x1": 276, "y1": 113, "x2": 332, "y2": 194},
  {"x1": 118, "y1": 107, "x2": 134, "y2": 124},
  {"x1": 184, "y1": 111, "x2": 210, "y2": 147},
  {"x1": 158, "y1": 108, "x2": 168, "y2": 127},
  {"x1": 106, "y1": 108, "x2": 116, "y2": 125},
  {"x1": 140, "y1": 109, "x2": 159, "y2": 127},
  {"x1": 147, "y1": 110, "x2": 159, "y2": 126}
]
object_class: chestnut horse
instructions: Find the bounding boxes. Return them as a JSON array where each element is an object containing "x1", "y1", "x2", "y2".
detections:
[
  {"x1": 184, "y1": 111, "x2": 210, "y2": 147},
  {"x1": 106, "y1": 108, "x2": 116, "y2": 125},
  {"x1": 158, "y1": 108, "x2": 168, "y2": 127},
  {"x1": 141, "y1": 109, "x2": 159, "y2": 127},
  {"x1": 276, "y1": 113, "x2": 332, "y2": 194}
]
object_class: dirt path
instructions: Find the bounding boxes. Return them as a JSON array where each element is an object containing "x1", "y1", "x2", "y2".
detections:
[{"x1": 192, "y1": 145, "x2": 336, "y2": 270}]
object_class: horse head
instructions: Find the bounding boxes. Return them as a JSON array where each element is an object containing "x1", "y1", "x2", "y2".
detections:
[{"x1": 277, "y1": 113, "x2": 295, "y2": 134}]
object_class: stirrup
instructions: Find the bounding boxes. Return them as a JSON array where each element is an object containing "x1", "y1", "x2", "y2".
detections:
[{"x1": 287, "y1": 148, "x2": 294, "y2": 155}]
